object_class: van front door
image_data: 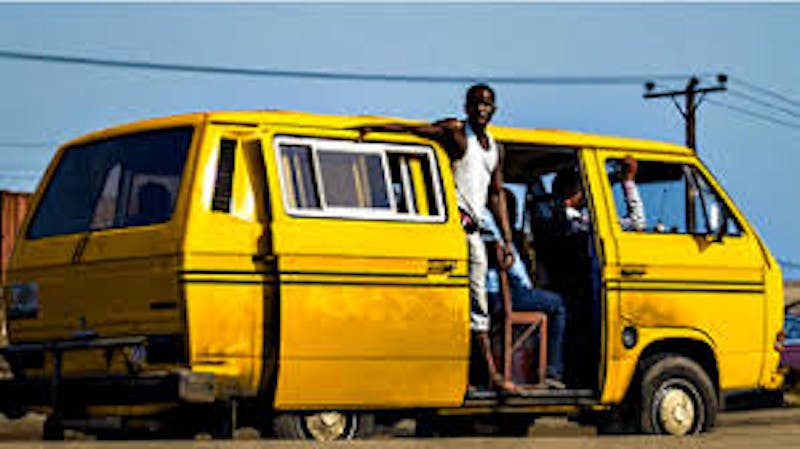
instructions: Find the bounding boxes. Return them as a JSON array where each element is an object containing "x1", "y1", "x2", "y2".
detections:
[{"x1": 595, "y1": 151, "x2": 766, "y2": 394}]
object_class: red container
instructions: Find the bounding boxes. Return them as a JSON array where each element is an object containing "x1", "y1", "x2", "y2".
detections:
[{"x1": 1, "y1": 191, "x2": 31, "y2": 285}]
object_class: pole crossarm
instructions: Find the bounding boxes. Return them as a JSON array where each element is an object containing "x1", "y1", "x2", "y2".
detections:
[
  {"x1": 642, "y1": 75, "x2": 728, "y2": 151},
  {"x1": 643, "y1": 85, "x2": 726, "y2": 99}
]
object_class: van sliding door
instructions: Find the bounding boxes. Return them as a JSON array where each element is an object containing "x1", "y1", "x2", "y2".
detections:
[{"x1": 266, "y1": 128, "x2": 469, "y2": 409}]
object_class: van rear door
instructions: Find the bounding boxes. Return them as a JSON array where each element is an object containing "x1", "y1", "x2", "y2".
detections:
[{"x1": 7, "y1": 126, "x2": 196, "y2": 359}]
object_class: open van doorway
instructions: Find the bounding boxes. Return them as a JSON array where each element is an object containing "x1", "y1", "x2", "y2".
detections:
[{"x1": 501, "y1": 144, "x2": 602, "y2": 395}]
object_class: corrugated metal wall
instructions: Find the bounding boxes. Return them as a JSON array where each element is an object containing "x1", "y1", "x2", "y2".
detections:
[
  {"x1": 0, "y1": 191, "x2": 30, "y2": 343},
  {"x1": 1, "y1": 191, "x2": 31, "y2": 285}
]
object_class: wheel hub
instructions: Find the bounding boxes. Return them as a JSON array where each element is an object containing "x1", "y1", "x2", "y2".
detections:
[
  {"x1": 304, "y1": 412, "x2": 349, "y2": 441},
  {"x1": 658, "y1": 387, "x2": 696, "y2": 435}
]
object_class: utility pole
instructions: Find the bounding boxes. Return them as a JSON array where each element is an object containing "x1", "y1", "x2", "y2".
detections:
[{"x1": 643, "y1": 74, "x2": 727, "y2": 151}]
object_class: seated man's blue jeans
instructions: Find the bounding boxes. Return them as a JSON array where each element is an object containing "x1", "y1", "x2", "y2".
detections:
[{"x1": 490, "y1": 287, "x2": 566, "y2": 380}]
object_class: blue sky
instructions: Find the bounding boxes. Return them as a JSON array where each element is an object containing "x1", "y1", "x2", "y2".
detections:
[{"x1": 1, "y1": 3, "x2": 799, "y2": 272}]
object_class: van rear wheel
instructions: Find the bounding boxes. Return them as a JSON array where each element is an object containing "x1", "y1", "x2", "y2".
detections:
[
  {"x1": 638, "y1": 355, "x2": 717, "y2": 435},
  {"x1": 42, "y1": 416, "x2": 65, "y2": 441},
  {"x1": 272, "y1": 411, "x2": 374, "y2": 440}
]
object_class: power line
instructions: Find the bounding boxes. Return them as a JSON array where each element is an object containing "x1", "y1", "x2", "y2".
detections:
[
  {"x1": 729, "y1": 76, "x2": 800, "y2": 109},
  {"x1": 0, "y1": 174, "x2": 39, "y2": 180},
  {"x1": 728, "y1": 90, "x2": 800, "y2": 120},
  {"x1": 0, "y1": 143, "x2": 58, "y2": 148},
  {"x1": 705, "y1": 98, "x2": 800, "y2": 131},
  {"x1": 0, "y1": 49, "x2": 712, "y2": 85}
]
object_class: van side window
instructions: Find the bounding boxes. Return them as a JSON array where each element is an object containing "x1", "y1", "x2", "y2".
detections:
[
  {"x1": 317, "y1": 151, "x2": 390, "y2": 209},
  {"x1": 281, "y1": 144, "x2": 320, "y2": 209},
  {"x1": 386, "y1": 153, "x2": 440, "y2": 217},
  {"x1": 212, "y1": 139, "x2": 236, "y2": 213},
  {"x1": 606, "y1": 159, "x2": 742, "y2": 236},
  {"x1": 276, "y1": 137, "x2": 444, "y2": 222}
]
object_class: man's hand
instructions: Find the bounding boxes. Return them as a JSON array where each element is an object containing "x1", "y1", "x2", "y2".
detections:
[
  {"x1": 355, "y1": 126, "x2": 372, "y2": 143},
  {"x1": 499, "y1": 241, "x2": 515, "y2": 270},
  {"x1": 622, "y1": 155, "x2": 638, "y2": 182}
]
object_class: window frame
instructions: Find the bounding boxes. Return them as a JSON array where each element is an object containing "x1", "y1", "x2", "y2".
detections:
[
  {"x1": 687, "y1": 165, "x2": 744, "y2": 238},
  {"x1": 274, "y1": 135, "x2": 446, "y2": 223}
]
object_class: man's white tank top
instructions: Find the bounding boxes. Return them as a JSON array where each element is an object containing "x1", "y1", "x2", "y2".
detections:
[{"x1": 452, "y1": 122, "x2": 499, "y2": 220}]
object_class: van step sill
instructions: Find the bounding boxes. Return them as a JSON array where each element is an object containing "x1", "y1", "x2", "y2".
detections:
[{"x1": 464, "y1": 388, "x2": 596, "y2": 407}]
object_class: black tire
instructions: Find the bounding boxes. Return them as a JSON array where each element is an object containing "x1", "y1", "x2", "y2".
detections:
[
  {"x1": 42, "y1": 416, "x2": 65, "y2": 441},
  {"x1": 594, "y1": 410, "x2": 637, "y2": 435},
  {"x1": 415, "y1": 414, "x2": 473, "y2": 437},
  {"x1": 638, "y1": 354, "x2": 717, "y2": 435},
  {"x1": 272, "y1": 411, "x2": 375, "y2": 440},
  {"x1": 496, "y1": 414, "x2": 533, "y2": 437}
]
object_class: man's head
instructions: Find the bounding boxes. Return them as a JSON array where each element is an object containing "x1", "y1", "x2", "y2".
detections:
[
  {"x1": 465, "y1": 84, "x2": 496, "y2": 129},
  {"x1": 553, "y1": 169, "x2": 585, "y2": 208}
]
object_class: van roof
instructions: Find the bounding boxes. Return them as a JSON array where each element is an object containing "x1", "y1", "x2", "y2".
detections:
[{"x1": 64, "y1": 110, "x2": 693, "y2": 156}]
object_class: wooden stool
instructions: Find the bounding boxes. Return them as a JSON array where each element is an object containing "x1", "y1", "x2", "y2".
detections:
[{"x1": 495, "y1": 243, "x2": 548, "y2": 388}]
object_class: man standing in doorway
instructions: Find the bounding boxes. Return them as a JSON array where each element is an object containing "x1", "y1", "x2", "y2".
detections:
[{"x1": 357, "y1": 84, "x2": 516, "y2": 392}]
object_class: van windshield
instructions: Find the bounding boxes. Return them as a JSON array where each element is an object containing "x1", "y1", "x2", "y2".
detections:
[{"x1": 27, "y1": 127, "x2": 193, "y2": 239}]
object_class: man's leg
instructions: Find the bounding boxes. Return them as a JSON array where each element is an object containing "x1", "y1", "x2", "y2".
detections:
[
  {"x1": 467, "y1": 234, "x2": 515, "y2": 392},
  {"x1": 468, "y1": 233, "x2": 490, "y2": 334},
  {"x1": 511, "y1": 286, "x2": 566, "y2": 382}
]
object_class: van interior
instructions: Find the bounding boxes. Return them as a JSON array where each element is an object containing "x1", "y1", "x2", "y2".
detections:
[{"x1": 478, "y1": 144, "x2": 601, "y2": 399}]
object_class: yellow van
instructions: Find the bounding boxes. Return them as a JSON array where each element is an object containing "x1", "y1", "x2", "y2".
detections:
[{"x1": 0, "y1": 111, "x2": 784, "y2": 439}]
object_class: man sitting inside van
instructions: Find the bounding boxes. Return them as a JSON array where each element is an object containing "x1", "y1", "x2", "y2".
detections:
[{"x1": 483, "y1": 195, "x2": 567, "y2": 389}]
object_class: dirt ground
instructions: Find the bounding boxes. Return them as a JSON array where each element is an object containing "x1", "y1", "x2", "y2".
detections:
[{"x1": 0, "y1": 402, "x2": 798, "y2": 448}]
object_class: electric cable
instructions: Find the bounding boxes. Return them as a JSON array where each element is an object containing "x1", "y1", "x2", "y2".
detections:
[
  {"x1": 0, "y1": 49, "x2": 712, "y2": 85},
  {"x1": 729, "y1": 76, "x2": 800, "y2": 109},
  {"x1": 728, "y1": 90, "x2": 800, "y2": 120},
  {"x1": 705, "y1": 99, "x2": 800, "y2": 131}
]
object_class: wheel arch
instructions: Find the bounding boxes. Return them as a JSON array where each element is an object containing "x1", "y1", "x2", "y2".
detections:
[{"x1": 632, "y1": 337, "x2": 720, "y2": 403}]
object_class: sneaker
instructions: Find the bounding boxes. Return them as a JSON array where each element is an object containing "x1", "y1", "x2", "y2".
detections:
[{"x1": 544, "y1": 377, "x2": 566, "y2": 389}]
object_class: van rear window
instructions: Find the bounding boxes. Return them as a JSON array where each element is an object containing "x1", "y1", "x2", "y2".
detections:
[{"x1": 27, "y1": 127, "x2": 193, "y2": 239}]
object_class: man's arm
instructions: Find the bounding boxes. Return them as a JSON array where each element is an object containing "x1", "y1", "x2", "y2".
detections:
[
  {"x1": 356, "y1": 119, "x2": 464, "y2": 159},
  {"x1": 620, "y1": 156, "x2": 646, "y2": 231},
  {"x1": 488, "y1": 144, "x2": 514, "y2": 268}
]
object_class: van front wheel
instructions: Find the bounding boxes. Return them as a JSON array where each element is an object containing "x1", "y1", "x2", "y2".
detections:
[
  {"x1": 272, "y1": 411, "x2": 375, "y2": 440},
  {"x1": 639, "y1": 355, "x2": 717, "y2": 435}
]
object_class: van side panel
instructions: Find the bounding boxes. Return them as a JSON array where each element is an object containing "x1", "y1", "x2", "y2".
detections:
[
  {"x1": 182, "y1": 127, "x2": 273, "y2": 397},
  {"x1": 265, "y1": 128, "x2": 469, "y2": 409}
]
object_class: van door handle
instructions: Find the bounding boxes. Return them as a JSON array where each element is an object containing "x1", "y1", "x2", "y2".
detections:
[
  {"x1": 428, "y1": 260, "x2": 456, "y2": 275},
  {"x1": 621, "y1": 268, "x2": 647, "y2": 277}
]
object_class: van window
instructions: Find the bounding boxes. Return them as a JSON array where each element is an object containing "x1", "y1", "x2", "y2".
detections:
[
  {"x1": 281, "y1": 144, "x2": 320, "y2": 209},
  {"x1": 27, "y1": 127, "x2": 192, "y2": 239},
  {"x1": 275, "y1": 137, "x2": 445, "y2": 222},
  {"x1": 212, "y1": 139, "x2": 236, "y2": 213},
  {"x1": 317, "y1": 151, "x2": 390, "y2": 209},
  {"x1": 691, "y1": 169, "x2": 743, "y2": 236},
  {"x1": 606, "y1": 159, "x2": 741, "y2": 236}
]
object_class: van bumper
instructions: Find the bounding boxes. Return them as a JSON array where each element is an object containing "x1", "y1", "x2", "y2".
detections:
[
  {"x1": 0, "y1": 336, "x2": 214, "y2": 416},
  {"x1": 0, "y1": 373, "x2": 184, "y2": 408}
]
